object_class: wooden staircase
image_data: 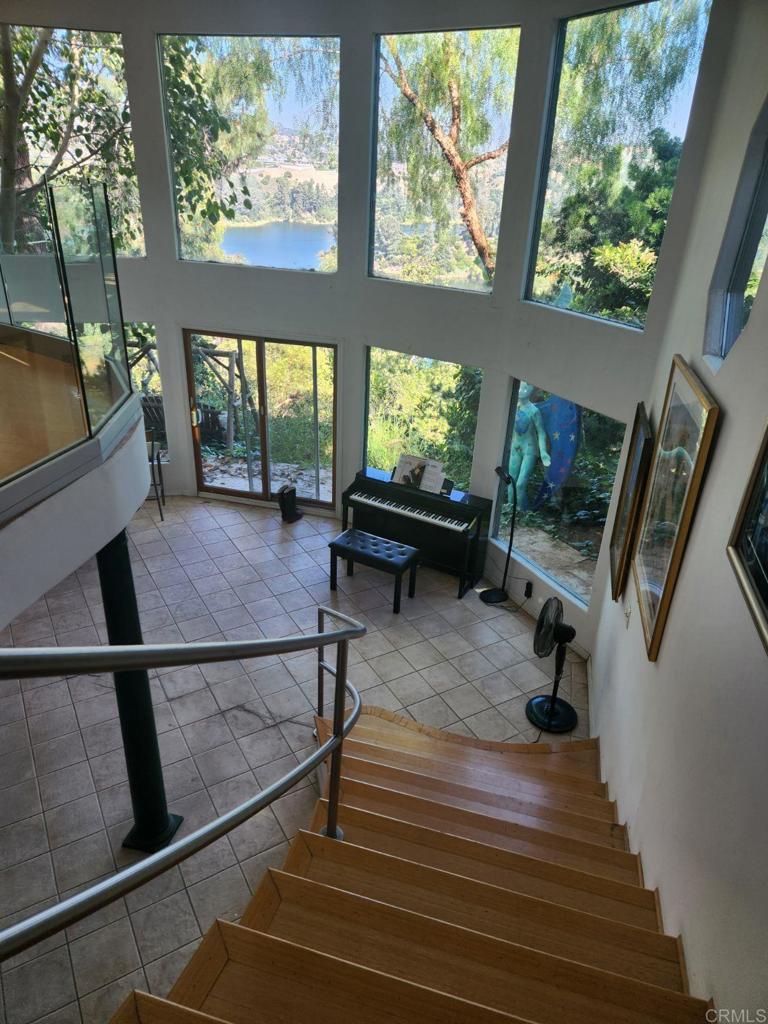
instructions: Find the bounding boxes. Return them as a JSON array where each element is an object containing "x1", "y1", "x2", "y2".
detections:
[{"x1": 112, "y1": 707, "x2": 712, "y2": 1024}]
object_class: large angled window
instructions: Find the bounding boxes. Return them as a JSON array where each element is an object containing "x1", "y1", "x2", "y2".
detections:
[
  {"x1": 529, "y1": 1, "x2": 711, "y2": 327},
  {"x1": 364, "y1": 347, "x2": 482, "y2": 493},
  {"x1": 0, "y1": 24, "x2": 143, "y2": 256},
  {"x1": 717, "y1": 142, "x2": 768, "y2": 358},
  {"x1": 493, "y1": 381, "x2": 625, "y2": 604},
  {"x1": 372, "y1": 28, "x2": 520, "y2": 292},
  {"x1": 160, "y1": 36, "x2": 339, "y2": 271}
]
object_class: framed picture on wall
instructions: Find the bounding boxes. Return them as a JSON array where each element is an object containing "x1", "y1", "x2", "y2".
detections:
[
  {"x1": 633, "y1": 356, "x2": 719, "y2": 661},
  {"x1": 610, "y1": 402, "x2": 653, "y2": 601},
  {"x1": 727, "y1": 421, "x2": 768, "y2": 655}
]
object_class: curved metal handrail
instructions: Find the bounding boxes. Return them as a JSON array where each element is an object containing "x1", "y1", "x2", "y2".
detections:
[
  {"x1": 0, "y1": 605, "x2": 366, "y2": 679},
  {"x1": 0, "y1": 606, "x2": 365, "y2": 962}
]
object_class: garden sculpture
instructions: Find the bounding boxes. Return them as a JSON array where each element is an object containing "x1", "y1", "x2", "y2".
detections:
[{"x1": 509, "y1": 381, "x2": 551, "y2": 511}]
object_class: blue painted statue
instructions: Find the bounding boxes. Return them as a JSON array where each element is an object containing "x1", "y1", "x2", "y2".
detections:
[{"x1": 508, "y1": 381, "x2": 551, "y2": 511}]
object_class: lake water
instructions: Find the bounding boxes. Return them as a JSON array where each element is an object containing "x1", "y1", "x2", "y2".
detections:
[{"x1": 220, "y1": 222, "x2": 334, "y2": 270}]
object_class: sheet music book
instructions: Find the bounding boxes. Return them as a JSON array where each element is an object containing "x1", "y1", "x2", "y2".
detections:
[{"x1": 393, "y1": 454, "x2": 445, "y2": 493}]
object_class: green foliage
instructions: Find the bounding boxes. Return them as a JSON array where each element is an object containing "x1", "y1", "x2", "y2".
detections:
[
  {"x1": 0, "y1": 25, "x2": 143, "y2": 253},
  {"x1": 533, "y1": 1, "x2": 710, "y2": 322},
  {"x1": 535, "y1": 130, "x2": 684, "y2": 324},
  {"x1": 366, "y1": 348, "x2": 482, "y2": 491},
  {"x1": 375, "y1": 29, "x2": 519, "y2": 287}
]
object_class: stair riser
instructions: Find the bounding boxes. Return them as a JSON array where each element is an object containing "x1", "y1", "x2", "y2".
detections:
[
  {"x1": 274, "y1": 834, "x2": 683, "y2": 991},
  {"x1": 340, "y1": 779, "x2": 641, "y2": 884},
  {"x1": 338, "y1": 756, "x2": 627, "y2": 847},
  {"x1": 339, "y1": 737, "x2": 617, "y2": 820},
  {"x1": 243, "y1": 871, "x2": 705, "y2": 1024},
  {"x1": 310, "y1": 800, "x2": 659, "y2": 930}
]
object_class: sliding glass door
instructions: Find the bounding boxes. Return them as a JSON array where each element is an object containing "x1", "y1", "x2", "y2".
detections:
[{"x1": 184, "y1": 330, "x2": 336, "y2": 506}]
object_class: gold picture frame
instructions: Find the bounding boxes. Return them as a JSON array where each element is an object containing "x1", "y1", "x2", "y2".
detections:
[
  {"x1": 633, "y1": 355, "x2": 719, "y2": 661},
  {"x1": 727, "y1": 421, "x2": 768, "y2": 655},
  {"x1": 610, "y1": 402, "x2": 653, "y2": 601}
]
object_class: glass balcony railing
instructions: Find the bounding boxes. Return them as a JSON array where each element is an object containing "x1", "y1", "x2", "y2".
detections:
[{"x1": 0, "y1": 180, "x2": 133, "y2": 487}]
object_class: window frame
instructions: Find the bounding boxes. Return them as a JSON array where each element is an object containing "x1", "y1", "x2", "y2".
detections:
[
  {"x1": 491, "y1": 375, "x2": 626, "y2": 606},
  {"x1": 524, "y1": 0, "x2": 709, "y2": 331},
  {"x1": 158, "y1": 32, "x2": 341, "y2": 273},
  {"x1": 368, "y1": 25, "x2": 521, "y2": 296},
  {"x1": 704, "y1": 98, "x2": 768, "y2": 366},
  {"x1": 183, "y1": 328, "x2": 338, "y2": 509}
]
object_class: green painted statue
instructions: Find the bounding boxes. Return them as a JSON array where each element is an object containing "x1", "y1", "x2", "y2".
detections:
[{"x1": 508, "y1": 381, "x2": 551, "y2": 511}]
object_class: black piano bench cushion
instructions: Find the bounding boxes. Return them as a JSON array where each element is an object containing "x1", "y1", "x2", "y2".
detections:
[
  {"x1": 330, "y1": 529, "x2": 417, "y2": 569},
  {"x1": 328, "y1": 529, "x2": 419, "y2": 613}
]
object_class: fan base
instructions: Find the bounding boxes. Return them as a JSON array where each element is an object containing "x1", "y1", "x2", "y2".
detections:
[
  {"x1": 479, "y1": 587, "x2": 508, "y2": 605},
  {"x1": 525, "y1": 695, "x2": 578, "y2": 734}
]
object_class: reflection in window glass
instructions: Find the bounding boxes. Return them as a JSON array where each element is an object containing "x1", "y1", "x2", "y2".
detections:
[
  {"x1": 740, "y1": 217, "x2": 768, "y2": 329},
  {"x1": 125, "y1": 323, "x2": 167, "y2": 453},
  {"x1": 530, "y1": 1, "x2": 711, "y2": 326},
  {"x1": 161, "y1": 36, "x2": 339, "y2": 271},
  {"x1": 495, "y1": 381, "x2": 625, "y2": 603},
  {"x1": 0, "y1": 24, "x2": 143, "y2": 256},
  {"x1": 724, "y1": 156, "x2": 768, "y2": 353},
  {"x1": 365, "y1": 347, "x2": 482, "y2": 492},
  {"x1": 372, "y1": 29, "x2": 519, "y2": 291}
]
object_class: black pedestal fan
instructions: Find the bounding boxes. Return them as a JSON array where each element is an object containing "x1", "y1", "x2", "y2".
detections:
[{"x1": 525, "y1": 597, "x2": 578, "y2": 734}]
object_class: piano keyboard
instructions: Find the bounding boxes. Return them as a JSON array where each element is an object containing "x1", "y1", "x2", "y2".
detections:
[{"x1": 347, "y1": 491, "x2": 472, "y2": 533}]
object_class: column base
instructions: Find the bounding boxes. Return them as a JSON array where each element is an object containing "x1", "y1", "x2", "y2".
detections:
[{"x1": 122, "y1": 813, "x2": 184, "y2": 853}]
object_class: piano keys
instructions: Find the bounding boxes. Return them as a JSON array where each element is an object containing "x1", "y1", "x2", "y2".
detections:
[{"x1": 342, "y1": 471, "x2": 492, "y2": 598}]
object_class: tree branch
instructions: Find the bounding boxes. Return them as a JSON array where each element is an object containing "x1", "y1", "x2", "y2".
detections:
[
  {"x1": 381, "y1": 40, "x2": 459, "y2": 170},
  {"x1": 18, "y1": 28, "x2": 53, "y2": 111},
  {"x1": 464, "y1": 141, "x2": 509, "y2": 171},
  {"x1": 448, "y1": 78, "x2": 460, "y2": 145},
  {"x1": 41, "y1": 34, "x2": 82, "y2": 180}
]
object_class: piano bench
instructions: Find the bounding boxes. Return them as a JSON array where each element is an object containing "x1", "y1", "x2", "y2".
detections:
[{"x1": 328, "y1": 528, "x2": 419, "y2": 614}]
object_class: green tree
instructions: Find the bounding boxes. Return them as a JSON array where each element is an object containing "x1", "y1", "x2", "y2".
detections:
[
  {"x1": 378, "y1": 30, "x2": 519, "y2": 283},
  {"x1": 0, "y1": 25, "x2": 144, "y2": 252},
  {"x1": 537, "y1": 130, "x2": 682, "y2": 323}
]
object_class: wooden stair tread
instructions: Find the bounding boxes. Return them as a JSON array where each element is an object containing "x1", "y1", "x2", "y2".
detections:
[
  {"x1": 336, "y1": 733, "x2": 617, "y2": 820},
  {"x1": 112, "y1": 992, "x2": 229, "y2": 1024},
  {"x1": 310, "y1": 800, "x2": 659, "y2": 930},
  {"x1": 336, "y1": 753, "x2": 627, "y2": 848},
  {"x1": 323, "y1": 717, "x2": 607, "y2": 795},
  {"x1": 338, "y1": 776, "x2": 641, "y2": 884},
  {"x1": 358, "y1": 706, "x2": 600, "y2": 758},
  {"x1": 171, "y1": 919, "x2": 526, "y2": 1024},
  {"x1": 271, "y1": 830, "x2": 683, "y2": 991},
  {"x1": 241, "y1": 868, "x2": 706, "y2": 1024}
]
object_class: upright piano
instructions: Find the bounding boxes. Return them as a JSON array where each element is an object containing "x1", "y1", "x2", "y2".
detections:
[{"x1": 341, "y1": 471, "x2": 493, "y2": 598}]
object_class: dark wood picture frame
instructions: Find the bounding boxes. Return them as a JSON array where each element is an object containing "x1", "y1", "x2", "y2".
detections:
[
  {"x1": 727, "y1": 420, "x2": 768, "y2": 655},
  {"x1": 633, "y1": 355, "x2": 719, "y2": 661},
  {"x1": 609, "y1": 402, "x2": 653, "y2": 601}
]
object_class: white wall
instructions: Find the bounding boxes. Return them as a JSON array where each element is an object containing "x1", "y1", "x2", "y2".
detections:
[
  {"x1": 0, "y1": 421, "x2": 150, "y2": 628},
  {"x1": 591, "y1": 0, "x2": 768, "y2": 1009},
  {"x1": 6, "y1": 0, "x2": 766, "y2": 1003}
]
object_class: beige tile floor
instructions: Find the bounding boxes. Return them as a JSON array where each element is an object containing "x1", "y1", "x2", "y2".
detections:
[{"x1": 0, "y1": 495, "x2": 589, "y2": 1024}]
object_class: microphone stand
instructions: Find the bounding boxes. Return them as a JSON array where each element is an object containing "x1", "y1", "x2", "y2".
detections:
[{"x1": 480, "y1": 466, "x2": 527, "y2": 605}]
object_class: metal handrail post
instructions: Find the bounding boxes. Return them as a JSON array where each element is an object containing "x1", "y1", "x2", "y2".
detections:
[
  {"x1": 317, "y1": 606, "x2": 325, "y2": 717},
  {"x1": 323, "y1": 636, "x2": 348, "y2": 841}
]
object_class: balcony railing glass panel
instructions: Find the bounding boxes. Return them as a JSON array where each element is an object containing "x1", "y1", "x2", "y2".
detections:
[{"x1": 49, "y1": 182, "x2": 131, "y2": 429}]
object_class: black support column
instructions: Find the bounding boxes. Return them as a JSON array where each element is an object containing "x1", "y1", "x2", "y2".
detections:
[{"x1": 96, "y1": 529, "x2": 182, "y2": 852}]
